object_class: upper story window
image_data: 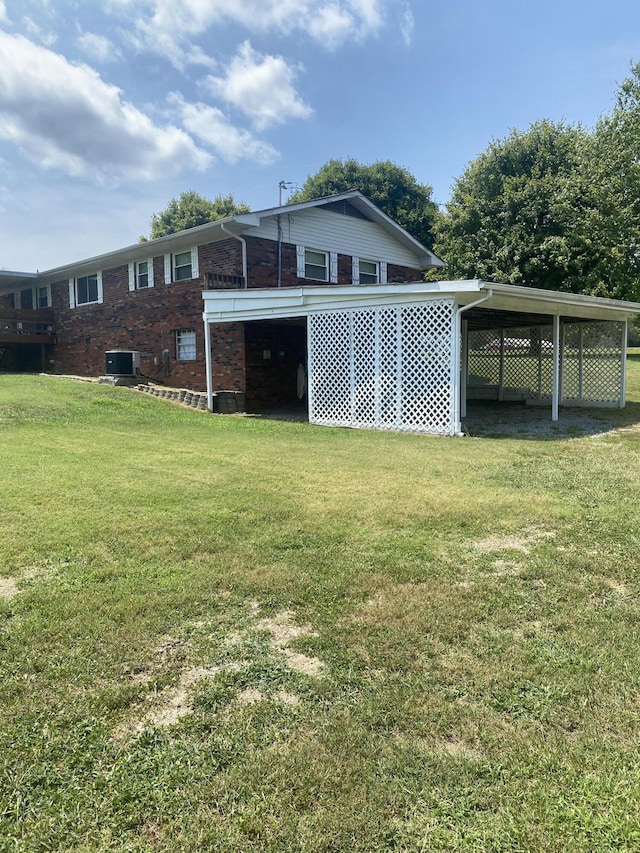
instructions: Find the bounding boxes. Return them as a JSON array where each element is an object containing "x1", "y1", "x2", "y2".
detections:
[
  {"x1": 163, "y1": 247, "x2": 199, "y2": 284},
  {"x1": 69, "y1": 272, "x2": 102, "y2": 308},
  {"x1": 38, "y1": 286, "x2": 51, "y2": 308},
  {"x1": 359, "y1": 259, "x2": 378, "y2": 285},
  {"x1": 353, "y1": 257, "x2": 388, "y2": 285},
  {"x1": 128, "y1": 259, "x2": 154, "y2": 291},
  {"x1": 20, "y1": 288, "x2": 34, "y2": 310},
  {"x1": 296, "y1": 245, "x2": 338, "y2": 283}
]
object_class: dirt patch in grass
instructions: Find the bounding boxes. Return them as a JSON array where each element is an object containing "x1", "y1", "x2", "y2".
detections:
[
  {"x1": 0, "y1": 577, "x2": 19, "y2": 600},
  {"x1": 471, "y1": 528, "x2": 554, "y2": 554},
  {"x1": 257, "y1": 610, "x2": 325, "y2": 677}
]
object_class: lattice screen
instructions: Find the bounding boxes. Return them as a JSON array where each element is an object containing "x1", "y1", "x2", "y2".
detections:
[
  {"x1": 467, "y1": 321, "x2": 623, "y2": 405},
  {"x1": 562, "y1": 321, "x2": 623, "y2": 404},
  {"x1": 308, "y1": 300, "x2": 455, "y2": 434}
]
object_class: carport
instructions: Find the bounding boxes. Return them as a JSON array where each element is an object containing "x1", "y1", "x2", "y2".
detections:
[{"x1": 202, "y1": 280, "x2": 640, "y2": 436}]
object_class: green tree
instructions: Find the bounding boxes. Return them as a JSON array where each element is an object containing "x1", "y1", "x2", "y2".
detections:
[
  {"x1": 435, "y1": 120, "x2": 604, "y2": 294},
  {"x1": 143, "y1": 191, "x2": 250, "y2": 240},
  {"x1": 586, "y1": 61, "x2": 640, "y2": 301},
  {"x1": 288, "y1": 158, "x2": 439, "y2": 249}
]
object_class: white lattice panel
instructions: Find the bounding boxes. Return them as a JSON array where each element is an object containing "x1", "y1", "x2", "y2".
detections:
[
  {"x1": 308, "y1": 300, "x2": 455, "y2": 434},
  {"x1": 467, "y1": 327, "x2": 554, "y2": 399},
  {"x1": 562, "y1": 321, "x2": 623, "y2": 404}
]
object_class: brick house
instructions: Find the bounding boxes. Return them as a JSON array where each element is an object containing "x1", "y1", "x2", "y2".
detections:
[
  {"x1": 0, "y1": 191, "x2": 442, "y2": 413},
  {"x1": 3, "y1": 190, "x2": 639, "y2": 435}
]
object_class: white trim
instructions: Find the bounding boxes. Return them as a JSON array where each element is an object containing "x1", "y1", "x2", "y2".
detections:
[
  {"x1": 380, "y1": 261, "x2": 388, "y2": 284},
  {"x1": 164, "y1": 254, "x2": 171, "y2": 284},
  {"x1": 329, "y1": 251, "x2": 338, "y2": 284},
  {"x1": 97, "y1": 271, "x2": 103, "y2": 304},
  {"x1": 191, "y1": 246, "x2": 199, "y2": 279},
  {"x1": 128, "y1": 262, "x2": 135, "y2": 291},
  {"x1": 148, "y1": 258, "x2": 155, "y2": 288},
  {"x1": 352, "y1": 256, "x2": 360, "y2": 285},
  {"x1": 68, "y1": 278, "x2": 75, "y2": 309},
  {"x1": 296, "y1": 245, "x2": 305, "y2": 278}
]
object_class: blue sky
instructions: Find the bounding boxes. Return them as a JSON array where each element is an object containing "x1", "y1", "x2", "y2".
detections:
[{"x1": 0, "y1": 0, "x2": 639, "y2": 271}]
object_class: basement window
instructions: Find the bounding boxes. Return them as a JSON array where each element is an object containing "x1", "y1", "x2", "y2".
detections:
[{"x1": 176, "y1": 329, "x2": 196, "y2": 361}]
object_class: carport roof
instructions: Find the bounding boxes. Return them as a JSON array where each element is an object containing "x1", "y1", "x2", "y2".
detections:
[{"x1": 202, "y1": 279, "x2": 640, "y2": 325}]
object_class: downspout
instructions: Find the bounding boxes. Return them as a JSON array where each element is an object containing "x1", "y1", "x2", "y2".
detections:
[
  {"x1": 220, "y1": 223, "x2": 248, "y2": 288},
  {"x1": 452, "y1": 288, "x2": 493, "y2": 435}
]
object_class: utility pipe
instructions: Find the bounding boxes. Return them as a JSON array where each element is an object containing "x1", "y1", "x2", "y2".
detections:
[
  {"x1": 220, "y1": 223, "x2": 248, "y2": 288},
  {"x1": 452, "y1": 289, "x2": 492, "y2": 434}
]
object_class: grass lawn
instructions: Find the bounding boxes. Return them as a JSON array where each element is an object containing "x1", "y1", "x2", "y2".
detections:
[{"x1": 2, "y1": 358, "x2": 640, "y2": 851}]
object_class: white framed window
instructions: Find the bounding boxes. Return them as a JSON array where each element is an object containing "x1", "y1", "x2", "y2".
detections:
[
  {"x1": 359, "y1": 259, "x2": 379, "y2": 285},
  {"x1": 69, "y1": 272, "x2": 103, "y2": 308},
  {"x1": 296, "y1": 246, "x2": 338, "y2": 283},
  {"x1": 176, "y1": 329, "x2": 196, "y2": 361},
  {"x1": 163, "y1": 247, "x2": 199, "y2": 284},
  {"x1": 128, "y1": 259, "x2": 154, "y2": 291},
  {"x1": 37, "y1": 285, "x2": 51, "y2": 308}
]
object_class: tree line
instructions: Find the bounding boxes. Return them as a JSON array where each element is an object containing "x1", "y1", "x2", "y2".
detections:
[{"x1": 146, "y1": 62, "x2": 640, "y2": 303}]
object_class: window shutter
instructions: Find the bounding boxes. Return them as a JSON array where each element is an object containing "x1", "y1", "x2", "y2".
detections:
[
  {"x1": 97, "y1": 271, "x2": 104, "y2": 304},
  {"x1": 330, "y1": 252, "x2": 338, "y2": 284},
  {"x1": 128, "y1": 262, "x2": 135, "y2": 291},
  {"x1": 380, "y1": 262, "x2": 388, "y2": 284},
  {"x1": 68, "y1": 278, "x2": 75, "y2": 309},
  {"x1": 148, "y1": 258, "x2": 155, "y2": 288},
  {"x1": 296, "y1": 245, "x2": 305, "y2": 278},
  {"x1": 191, "y1": 247, "x2": 199, "y2": 279},
  {"x1": 352, "y1": 256, "x2": 360, "y2": 285},
  {"x1": 164, "y1": 254, "x2": 172, "y2": 284}
]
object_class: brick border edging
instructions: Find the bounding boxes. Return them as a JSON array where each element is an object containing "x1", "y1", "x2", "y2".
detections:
[{"x1": 135, "y1": 384, "x2": 246, "y2": 414}]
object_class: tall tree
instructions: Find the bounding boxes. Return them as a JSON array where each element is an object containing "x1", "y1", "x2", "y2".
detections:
[
  {"x1": 288, "y1": 158, "x2": 439, "y2": 249},
  {"x1": 435, "y1": 120, "x2": 604, "y2": 294},
  {"x1": 586, "y1": 61, "x2": 640, "y2": 301},
  {"x1": 144, "y1": 191, "x2": 250, "y2": 240}
]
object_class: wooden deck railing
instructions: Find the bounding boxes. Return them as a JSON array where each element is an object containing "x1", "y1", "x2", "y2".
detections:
[{"x1": 0, "y1": 308, "x2": 56, "y2": 344}]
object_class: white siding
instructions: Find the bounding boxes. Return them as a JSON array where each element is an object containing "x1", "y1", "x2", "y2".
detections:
[{"x1": 254, "y1": 209, "x2": 423, "y2": 271}]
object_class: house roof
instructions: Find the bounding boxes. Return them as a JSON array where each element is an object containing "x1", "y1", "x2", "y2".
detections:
[
  {"x1": 21, "y1": 190, "x2": 441, "y2": 282},
  {"x1": 0, "y1": 270, "x2": 38, "y2": 289},
  {"x1": 202, "y1": 279, "x2": 640, "y2": 325}
]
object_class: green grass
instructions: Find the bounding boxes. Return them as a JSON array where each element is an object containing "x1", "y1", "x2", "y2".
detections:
[{"x1": 2, "y1": 364, "x2": 640, "y2": 851}]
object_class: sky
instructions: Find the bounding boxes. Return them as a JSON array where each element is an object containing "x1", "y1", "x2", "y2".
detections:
[{"x1": 1, "y1": 0, "x2": 639, "y2": 272}]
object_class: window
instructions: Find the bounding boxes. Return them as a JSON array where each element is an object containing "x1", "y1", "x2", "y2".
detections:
[
  {"x1": 128, "y1": 259, "x2": 154, "y2": 291},
  {"x1": 69, "y1": 272, "x2": 102, "y2": 308},
  {"x1": 77, "y1": 274, "x2": 98, "y2": 305},
  {"x1": 174, "y1": 251, "x2": 192, "y2": 281},
  {"x1": 20, "y1": 288, "x2": 34, "y2": 310},
  {"x1": 176, "y1": 329, "x2": 196, "y2": 361},
  {"x1": 163, "y1": 247, "x2": 199, "y2": 284},
  {"x1": 358, "y1": 259, "x2": 378, "y2": 285},
  {"x1": 304, "y1": 249, "x2": 328, "y2": 281},
  {"x1": 297, "y1": 245, "x2": 338, "y2": 283},
  {"x1": 38, "y1": 286, "x2": 50, "y2": 308},
  {"x1": 137, "y1": 261, "x2": 150, "y2": 289}
]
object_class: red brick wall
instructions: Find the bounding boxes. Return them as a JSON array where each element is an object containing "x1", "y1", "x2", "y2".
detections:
[
  {"x1": 245, "y1": 235, "x2": 422, "y2": 287},
  {"x1": 49, "y1": 247, "x2": 246, "y2": 391}
]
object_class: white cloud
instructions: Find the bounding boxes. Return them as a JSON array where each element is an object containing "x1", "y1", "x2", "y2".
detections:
[
  {"x1": 115, "y1": 0, "x2": 388, "y2": 63},
  {"x1": 205, "y1": 42, "x2": 312, "y2": 130},
  {"x1": 22, "y1": 15, "x2": 57, "y2": 47},
  {"x1": 399, "y1": 1, "x2": 414, "y2": 46},
  {"x1": 170, "y1": 93, "x2": 279, "y2": 165},
  {"x1": 0, "y1": 31, "x2": 211, "y2": 183},
  {"x1": 77, "y1": 31, "x2": 121, "y2": 63}
]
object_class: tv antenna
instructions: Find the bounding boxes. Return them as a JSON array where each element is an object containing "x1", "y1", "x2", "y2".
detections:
[{"x1": 278, "y1": 180, "x2": 295, "y2": 205}]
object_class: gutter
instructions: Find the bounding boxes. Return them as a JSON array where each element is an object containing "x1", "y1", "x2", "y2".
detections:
[
  {"x1": 220, "y1": 223, "x2": 248, "y2": 289},
  {"x1": 452, "y1": 287, "x2": 493, "y2": 435}
]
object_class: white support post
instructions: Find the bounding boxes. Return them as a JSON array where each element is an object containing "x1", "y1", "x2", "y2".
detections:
[
  {"x1": 537, "y1": 326, "x2": 543, "y2": 400},
  {"x1": 498, "y1": 330, "x2": 505, "y2": 402},
  {"x1": 460, "y1": 318, "x2": 469, "y2": 419},
  {"x1": 552, "y1": 315, "x2": 560, "y2": 421},
  {"x1": 620, "y1": 319, "x2": 628, "y2": 408},
  {"x1": 204, "y1": 317, "x2": 214, "y2": 412},
  {"x1": 451, "y1": 307, "x2": 462, "y2": 435},
  {"x1": 578, "y1": 324, "x2": 584, "y2": 401}
]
